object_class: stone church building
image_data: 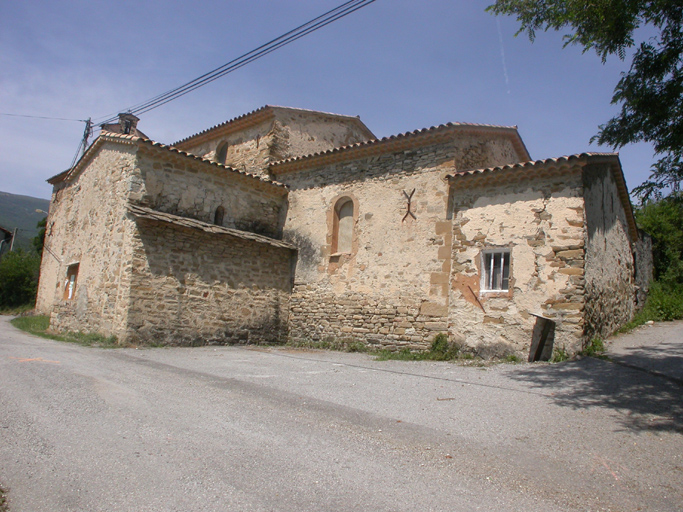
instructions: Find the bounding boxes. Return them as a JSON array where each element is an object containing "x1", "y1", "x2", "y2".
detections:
[{"x1": 35, "y1": 106, "x2": 651, "y2": 357}]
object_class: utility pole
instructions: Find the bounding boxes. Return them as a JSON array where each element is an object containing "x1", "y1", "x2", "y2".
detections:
[{"x1": 9, "y1": 228, "x2": 17, "y2": 252}]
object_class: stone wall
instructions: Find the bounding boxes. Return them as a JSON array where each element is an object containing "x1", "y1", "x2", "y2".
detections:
[
  {"x1": 124, "y1": 219, "x2": 293, "y2": 345},
  {"x1": 267, "y1": 108, "x2": 374, "y2": 163},
  {"x1": 448, "y1": 170, "x2": 587, "y2": 356},
  {"x1": 279, "y1": 133, "x2": 521, "y2": 349},
  {"x1": 176, "y1": 108, "x2": 374, "y2": 178},
  {"x1": 582, "y1": 163, "x2": 636, "y2": 340},
  {"x1": 634, "y1": 230, "x2": 653, "y2": 308},
  {"x1": 178, "y1": 118, "x2": 274, "y2": 176},
  {"x1": 131, "y1": 148, "x2": 285, "y2": 238},
  {"x1": 37, "y1": 142, "x2": 138, "y2": 339}
]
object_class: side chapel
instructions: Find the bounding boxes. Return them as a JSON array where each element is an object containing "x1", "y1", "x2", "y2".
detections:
[{"x1": 35, "y1": 106, "x2": 652, "y2": 357}]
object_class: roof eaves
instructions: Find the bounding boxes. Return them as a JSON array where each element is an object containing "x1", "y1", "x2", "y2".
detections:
[
  {"x1": 268, "y1": 122, "x2": 528, "y2": 175},
  {"x1": 447, "y1": 152, "x2": 639, "y2": 241},
  {"x1": 172, "y1": 105, "x2": 376, "y2": 148},
  {"x1": 127, "y1": 204, "x2": 296, "y2": 250},
  {"x1": 172, "y1": 105, "x2": 274, "y2": 148},
  {"x1": 48, "y1": 131, "x2": 288, "y2": 193}
]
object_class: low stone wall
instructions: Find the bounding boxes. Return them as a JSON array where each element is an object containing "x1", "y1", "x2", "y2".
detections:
[
  {"x1": 124, "y1": 219, "x2": 293, "y2": 346},
  {"x1": 288, "y1": 288, "x2": 448, "y2": 349}
]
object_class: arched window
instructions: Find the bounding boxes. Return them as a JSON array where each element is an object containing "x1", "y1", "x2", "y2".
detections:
[
  {"x1": 333, "y1": 198, "x2": 354, "y2": 254},
  {"x1": 214, "y1": 206, "x2": 225, "y2": 226},
  {"x1": 215, "y1": 142, "x2": 228, "y2": 165}
]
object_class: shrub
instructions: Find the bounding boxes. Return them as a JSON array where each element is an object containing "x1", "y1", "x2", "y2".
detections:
[
  {"x1": 647, "y1": 282, "x2": 683, "y2": 321},
  {"x1": 551, "y1": 346, "x2": 569, "y2": 363},
  {"x1": 636, "y1": 196, "x2": 683, "y2": 286},
  {"x1": 0, "y1": 249, "x2": 40, "y2": 309},
  {"x1": 582, "y1": 337, "x2": 605, "y2": 357}
]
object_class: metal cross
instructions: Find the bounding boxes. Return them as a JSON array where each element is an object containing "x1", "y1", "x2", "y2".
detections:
[{"x1": 402, "y1": 189, "x2": 416, "y2": 221}]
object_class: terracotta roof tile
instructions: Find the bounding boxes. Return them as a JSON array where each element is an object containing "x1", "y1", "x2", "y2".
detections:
[
  {"x1": 448, "y1": 152, "x2": 639, "y2": 242},
  {"x1": 269, "y1": 121, "x2": 530, "y2": 174},
  {"x1": 49, "y1": 131, "x2": 287, "y2": 192},
  {"x1": 172, "y1": 105, "x2": 374, "y2": 148},
  {"x1": 450, "y1": 152, "x2": 617, "y2": 178}
]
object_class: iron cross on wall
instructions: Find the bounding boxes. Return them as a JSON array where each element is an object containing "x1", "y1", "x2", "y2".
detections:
[{"x1": 402, "y1": 189, "x2": 416, "y2": 221}]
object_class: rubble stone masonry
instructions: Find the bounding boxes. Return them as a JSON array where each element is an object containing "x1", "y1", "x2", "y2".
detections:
[
  {"x1": 132, "y1": 148, "x2": 285, "y2": 238},
  {"x1": 124, "y1": 219, "x2": 293, "y2": 345},
  {"x1": 582, "y1": 163, "x2": 637, "y2": 341},
  {"x1": 38, "y1": 142, "x2": 139, "y2": 339}
]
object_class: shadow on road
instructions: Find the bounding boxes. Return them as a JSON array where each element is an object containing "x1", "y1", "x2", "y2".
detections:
[{"x1": 509, "y1": 357, "x2": 683, "y2": 434}]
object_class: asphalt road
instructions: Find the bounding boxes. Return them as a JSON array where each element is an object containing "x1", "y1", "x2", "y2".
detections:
[{"x1": 1, "y1": 316, "x2": 681, "y2": 511}]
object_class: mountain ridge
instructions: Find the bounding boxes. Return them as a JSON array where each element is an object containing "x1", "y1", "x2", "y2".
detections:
[{"x1": 0, "y1": 191, "x2": 51, "y2": 251}]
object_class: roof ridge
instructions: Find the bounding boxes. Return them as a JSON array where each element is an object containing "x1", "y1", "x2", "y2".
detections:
[
  {"x1": 172, "y1": 105, "x2": 272, "y2": 147},
  {"x1": 453, "y1": 152, "x2": 620, "y2": 176},
  {"x1": 50, "y1": 131, "x2": 287, "y2": 191},
  {"x1": 171, "y1": 105, "x2": 373, "y2": 147},
  {"x1": 269, "y1": 121, "x2": 527, "y2": 171}
]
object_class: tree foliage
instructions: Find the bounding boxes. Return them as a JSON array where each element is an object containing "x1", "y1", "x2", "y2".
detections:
[
  {"x1": 0, "y1": 249, "x2": 40, "y2": 309},
  {"x1": 33, "y1": 217, "x2": 47, "y2": 255},
  {"x1": 487, "y1": 0, "x2": 683, "y2": 201},
  {"x1": 635, "y1": 194, "x2": 683, "y2": 285}
]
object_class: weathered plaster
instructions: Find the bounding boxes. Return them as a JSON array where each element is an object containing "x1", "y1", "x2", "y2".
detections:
[{"x1": 449, "y1": 173, "x2": 587, "y2": 355}]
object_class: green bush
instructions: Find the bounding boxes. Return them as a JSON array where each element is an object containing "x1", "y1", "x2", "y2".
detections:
[
  {"x1": 636, "y1": 196, "x2": 683, "y2": 286},
  {"x1": 0, "y1": 250, "x2": 40, "y2": 309},
  {"x1": 644, "y1": 282, "x2": 683, "y2": 321},
  {"x1": 582, "y1": 337, "x2": 605, "y2": 357},
  {"x1": 551, "y1": 346, "x2": 569, "y2": 363}
]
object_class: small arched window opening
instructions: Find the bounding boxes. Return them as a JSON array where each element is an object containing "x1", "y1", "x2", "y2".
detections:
[
  {"x1": 215, "y1": 142, "x2": 228, "y2": 165},
  {"x1": 214, "y1": 206, "x2": 225, "y2": 226},
  {"x1": 332, "y1": 198, "x2": 354, "y2": 255}
]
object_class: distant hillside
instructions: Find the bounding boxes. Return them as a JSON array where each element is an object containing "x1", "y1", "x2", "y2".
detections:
[{"x1": 0, "y1": 191, "x2": 51, "y2": 251}]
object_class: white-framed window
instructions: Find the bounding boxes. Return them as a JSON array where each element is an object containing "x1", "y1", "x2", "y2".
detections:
[{"x1": 481, "y1": 249, "x2": 510, "y2": 292}]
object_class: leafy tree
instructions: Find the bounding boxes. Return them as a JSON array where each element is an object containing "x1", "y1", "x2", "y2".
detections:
[
  {"x1": 33, "y1": 217, "x2": 47, "y2": 255},
  {"x1": 0, "y1": 249, "x2": 40, "y2": 309},
  {"x1": 635, "y1": 194, "x2": 683, "y2": 285},
  {"x1": 487, "y1": 1, "x2": 683, "y2": 201}
]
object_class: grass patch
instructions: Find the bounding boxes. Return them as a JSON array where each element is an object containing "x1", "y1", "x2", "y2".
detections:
[
  {"x1": 550, "y1": 345, "x2": 569, "y2": 363},
  {"x1": 10, "y1": 315, "x2": 120, "y2": 348},
  {"x1": 581, "y1": 337, "x2": 607, "y2": 359},
  {"x1": 0, "y1": 303, "x2": 35, "y2": 316},
  {"x1": 285, "y1": 337, "x2": 369, "y2": 353},
  {"x1": 374, "y1": 333, "x2": 470, "y2": 362}
]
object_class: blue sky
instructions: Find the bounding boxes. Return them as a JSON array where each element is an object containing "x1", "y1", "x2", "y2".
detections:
[{"x1": 1, "y1": 0, "x2": 656, "y2": 200}]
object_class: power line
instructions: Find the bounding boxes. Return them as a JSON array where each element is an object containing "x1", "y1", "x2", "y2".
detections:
[
  {"x1": 0, "y1": 112, "x2": 87, "y2": 122},
  {"x1": 94, "y1": 0, "x2": 377, "y2": 125}
]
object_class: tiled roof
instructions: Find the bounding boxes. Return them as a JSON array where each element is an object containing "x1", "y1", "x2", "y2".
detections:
[
  {"x1": 48, "y1": 131, "x2": 287, "y2": 193},
  {"x1": 448, "y1": 152, "x2": 639, "y2": 241},
  {"x1": 127, "y1": 204, "x2": 296, "y2": 250},
  {"x1": 172, "y1": 105, "x2": 375, "y2": 148},
  {"x1": 449, "y1": 152, "x2": 616, "y2": 178},
  {"x1": 268, "y1": 121, "x2": 531, "y2": 174}
]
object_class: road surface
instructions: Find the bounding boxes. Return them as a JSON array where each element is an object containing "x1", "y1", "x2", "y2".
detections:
[{"x1": 1, "y1": 316, "x2": 681, "y2": 511}]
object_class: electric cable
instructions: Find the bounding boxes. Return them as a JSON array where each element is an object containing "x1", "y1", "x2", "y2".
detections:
[
  {"x1": 0, "y1": 112, "x2": 87, "y2": 122},
  {"x1": 94, "y1": 0, "x2": 376, "y2": 125}
]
